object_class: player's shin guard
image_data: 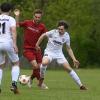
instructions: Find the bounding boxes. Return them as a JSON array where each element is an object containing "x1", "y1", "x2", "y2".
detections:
[
  {"x1": 69, "y1": 70, "x2": 82, "y2": 87},
  {"x1": 38, "y1": 64, "x2": 47, "y2": 86},
  {"x1": 40, "y1": 64, "x2": 47, "y2": 79},
  {"x1": 11, "y1": 65, "x2": 20, "y2": 82}
]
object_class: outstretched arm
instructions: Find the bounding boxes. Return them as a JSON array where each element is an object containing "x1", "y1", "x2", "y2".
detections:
[
  {"x1": 66, "y1": 46, "x2": 80, "y2": 68},
  {"x1": 36, "y1": 33, "x2": 47, "y2": 50}
]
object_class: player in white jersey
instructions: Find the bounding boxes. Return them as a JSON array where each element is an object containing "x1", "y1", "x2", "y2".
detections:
[
  {"x1": 0, "y1": 3, "x2": 20, "y2": 94},
  {"x1": 36, "y1": 20, "x2": 87, "y2": 90}
]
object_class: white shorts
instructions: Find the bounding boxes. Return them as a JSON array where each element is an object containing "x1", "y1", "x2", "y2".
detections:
[
  {"x1": 0, "y1": 40, "x2": 19, "y2": 65},
  {"x1": 44, "y1": 51, "x2": 68, "y2": 64}
]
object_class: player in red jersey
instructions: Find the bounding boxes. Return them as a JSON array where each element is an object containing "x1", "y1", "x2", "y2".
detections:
[{"x1": 14, "y1": 9, "x2": 48, "y2": 89}]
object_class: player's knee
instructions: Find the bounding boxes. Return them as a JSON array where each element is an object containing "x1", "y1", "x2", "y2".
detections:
[
  {"x1": 65, "y1": 67, "x2": 72, "y2": 73},
  {"x1": 31, "y1": 60, "x2": 38, "y2": 69},
  {"x1": 12, "y1": 61, "x2": 19, "y2": 66},
  {"x1": 34, "y1": 65, "x2": 38, "y2": 69},
  {"x1": 42, "y1": 61, "x2": 48, "y2": 66},
  {"x1": 42, "y1": 57, "x2": 49, "y2": 66},
  {"x1": 32, "y1": 62, "x2": 39, "y2": 69}
]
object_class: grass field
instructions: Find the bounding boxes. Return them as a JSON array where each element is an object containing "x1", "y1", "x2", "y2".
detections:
[{"x1": 0, "y1": 68, "x2": 100, "y2": 100}]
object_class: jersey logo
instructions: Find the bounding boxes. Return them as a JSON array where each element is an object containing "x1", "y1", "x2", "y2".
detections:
[
  {"x1": 62, "y1": 38, "x2": 65, "y2": 42},
  {"x1": 44, "y1": 54, "x2": 48, "y2": 56},
  {"x1": 53, "y1": 40, "x2": 62, "y2": 45},
  {"x1": 27, "y1": 27, "x2": 40, "y2": 33}
]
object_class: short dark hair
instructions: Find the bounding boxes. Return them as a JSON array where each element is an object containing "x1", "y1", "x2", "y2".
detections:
[
  {"x1": 0, "y1": 2, "x2": 14, "y2": 12},
  {"x1": 34, "y1": 9, "x2": 43, "y2": 15},
  {"x1": 57, "y1": 20, "x2": 69, "y2": 29}
]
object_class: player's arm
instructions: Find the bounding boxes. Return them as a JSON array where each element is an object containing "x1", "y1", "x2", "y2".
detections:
[
  {"x1": 10, "y1": 26, "x2": 18, "y2": 53},
  {"x1": 36, "y1": 33, "x2": 47, "y2": 50},
  {"x1": 66, "y1": 45, "x2": 80, "y2": 68}
]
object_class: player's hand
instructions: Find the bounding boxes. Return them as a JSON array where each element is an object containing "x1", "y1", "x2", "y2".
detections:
[
  {"x1": 35, "y1": 45, "x2": 41, "y2": 51},
  {"x1": 14, "y1": 9, "x2": 20, "y2": 16},
  {"x1": 73, "y1": 59, "x2": 80, "y2": 68}
]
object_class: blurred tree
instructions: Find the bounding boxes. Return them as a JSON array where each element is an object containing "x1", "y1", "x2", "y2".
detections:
[{"x1": 0, "y1": 0, "x2": 100, "y2": 67}]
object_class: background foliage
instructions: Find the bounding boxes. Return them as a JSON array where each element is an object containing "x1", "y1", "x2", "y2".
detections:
[{"x1": 0, "y1": 0, "x2": 100, "y2": 67}]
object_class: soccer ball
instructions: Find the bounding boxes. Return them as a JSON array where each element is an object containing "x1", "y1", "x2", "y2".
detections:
[{"x1": 19, "y1": 75, "x2": 30, "y2": 85}]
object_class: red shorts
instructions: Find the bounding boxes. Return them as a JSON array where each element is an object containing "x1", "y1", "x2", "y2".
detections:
[{"x1": 23, "y1": 48, "x2": 42, "y2": 63}]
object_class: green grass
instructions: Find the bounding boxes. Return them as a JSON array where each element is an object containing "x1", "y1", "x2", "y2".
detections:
[{"x1": 0, "y1": 68, "x2": 100, "y2": 100}]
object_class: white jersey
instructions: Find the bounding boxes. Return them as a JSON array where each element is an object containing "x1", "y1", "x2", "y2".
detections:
[
  {"x1": 45, "y1": 29, "x2": 70, "y2": 53},
  {"x1": 0, "y1": 14, "x2": 16, "y2": 42}
]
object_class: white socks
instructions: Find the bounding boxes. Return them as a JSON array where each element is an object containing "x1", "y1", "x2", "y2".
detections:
[
  {"x1": 11, "y1": 65, "x2": 20, "y2": 82},
  {"x1": 0, "y1": 69, "x2": 3, "y2": 85},
  {"x1": 0, "y1": 66, "x2": 20, "y2": 86},
  {"x1": 69, "y1": 70, "x2": 82, "y2": 87},
  {"x1": 40, "y1": 64, "x2": 47, "y2": 78}
]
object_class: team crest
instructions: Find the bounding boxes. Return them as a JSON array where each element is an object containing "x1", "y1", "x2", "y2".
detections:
[{"x1": 62, "y1": 38, "x2": 65, "y2": 42}]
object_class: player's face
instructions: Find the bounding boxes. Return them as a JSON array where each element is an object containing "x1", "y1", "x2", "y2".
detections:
[
  {"x1": 58, "y1": 26, "x2": 65, "y2": 35},
  {"x1": 33, "y1": 13, "x2": 42, "y2": 23}
]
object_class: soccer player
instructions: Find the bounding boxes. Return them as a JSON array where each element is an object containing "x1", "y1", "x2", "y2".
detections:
[
  {"x1": 36, "y1": 20, "x2": 87, "y2": 90},
  {"x1": 0, "y1": 3, "x2": 20, "y2": 94},
  {"x1": 14, "y1": 9, "x2": 48, "y2": 89}
]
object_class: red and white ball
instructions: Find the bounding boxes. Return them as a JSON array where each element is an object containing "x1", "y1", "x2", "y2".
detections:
[{"x1": 19, "y1": 75, "x2": 30, "y2": 85}]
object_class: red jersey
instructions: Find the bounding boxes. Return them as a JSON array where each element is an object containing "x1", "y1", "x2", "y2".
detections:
[{"x1": 19, "y1": 20, "x2": 47, "y2": 49}]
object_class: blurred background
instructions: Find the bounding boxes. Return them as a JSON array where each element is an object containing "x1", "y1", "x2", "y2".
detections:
[{"x1": 0, "y1": 0, "x2": 100, "y2": 68}]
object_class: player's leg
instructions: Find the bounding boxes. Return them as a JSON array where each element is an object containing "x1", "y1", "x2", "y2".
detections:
[
  {"x1": 0, "y1": 50, "x2": 5, "y2": 93},
  {"x1": 63, "y1": 62, "x2": 87, "y2": 90},
  {"x1": 31, "y1": 50, "x2": 49, "y2": 82},
  {"x1": 57, "y1": 56, "x2": 87, "y2": 90},
  {"x1": 30, "y1": 50, "x2": 49, "y2": 89},
  {"x1": 27, "y1": 59, "x2": 39, "y2": 88},
  {"x1": 0, "y1": 64, "x2": 4, "y2": 93},
  {"x1": 31, "y1": 50, "x2": 43, "y2": 82},
  {"x1": 35, "y1": 50, "x2": 48, "y2": 88},
  {"x1": 10, "y1": 61, "x2": 20, "y2": 94},
  {"x1": 29, "y1": 59, "x2": 48, "y2": 89},
  {"x1": 38, "y1": 52, "x2": 53, "y2": 89},
  {"x1": 23, "y1": 50, "x2": 40, "y2": 87},
  {"x1": 7, "y1": 45, "x2": 20, "y2": 94},
  {"x1": 0, "y1": 65, "x2": 3, "y2": 93},
  {"x1": 38, "y1": 55, "x2": 50, "y2": 89}
]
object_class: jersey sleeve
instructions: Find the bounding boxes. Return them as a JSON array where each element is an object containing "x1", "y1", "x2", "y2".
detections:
[
  {"x1": 45, "y1": 29, "x2": 55, "y2": 37},
  {"x1": 18, "y1": 20, "x2": 27, "y2": 27},
  {"x1": 42, "y1": 24, "x2": 48, "y2": 33},
  {"x1": 65, "y1": 33, "x2": 70, "y2": 47},
  {"x1": 10, "y1": 17, "x2": 16, "y2": 27}
]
